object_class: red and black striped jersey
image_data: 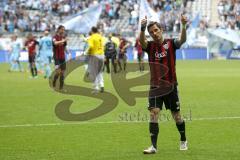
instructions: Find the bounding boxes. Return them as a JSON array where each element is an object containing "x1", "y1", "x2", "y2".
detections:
[
  {"x1": 53, "y1": 34, "x2": 67, "y2": 60},
  {"x1": 144, "y1": 39, "x2": 180, "y2": 86},
  {"x1": 25, "y1": 39, "x2": 38, "y2": 56},
  {"x1": 135, "y1": 39, "x2": 143, "y2": 55},
  {"x1": 119, "y1": 38, "x2": 128, "y2": 54}
]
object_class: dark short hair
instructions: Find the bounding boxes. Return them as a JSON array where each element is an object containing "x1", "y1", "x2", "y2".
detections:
[
  {"x1": 147, "y1": 22, "x2": 162, "y2": 32},
  {"x1": 57, "y1": 25, "x2": 65, "y2": 32},
  {"x1": 91, "y1": 26, "x2": 98, "y2": 33}
]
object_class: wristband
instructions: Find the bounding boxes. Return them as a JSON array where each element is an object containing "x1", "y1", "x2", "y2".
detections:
[{"x1": 141, "y1": 25, "x2": 147, "y2": 32}]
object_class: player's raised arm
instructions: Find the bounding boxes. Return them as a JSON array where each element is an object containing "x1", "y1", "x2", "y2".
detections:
[
  {"x1": 178, "y1": 14, "x2": 187, "y2": 46},
  {"x1": 139, "y1": 16, "x2": 148, "y2": 50}
]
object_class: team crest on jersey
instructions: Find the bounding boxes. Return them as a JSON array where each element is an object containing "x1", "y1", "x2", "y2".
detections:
[
  {"x1": 163, "y1": 42, "x2": 169, "y2": 50},
  {"x1": 155, "y1": 42, "x2": 169, "y2": 59}
]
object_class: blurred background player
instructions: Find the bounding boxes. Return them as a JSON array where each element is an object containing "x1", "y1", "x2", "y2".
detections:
[
  {"x1": 135, "y1": 37, "x2": 145, "y2": 72},
  {"x1": 35, "y1": 35, "x2": 44, "y2": 75},
  {"x1": 104, "y1": 33, "x2": 117, "y2": 73},
  {"x1": 86, "y1": 26, "x2": 105, "y2": 93},
  {"x1": 118, "y1": 37, "x2": 129, "y2": 72},
  {"x1": 8, "y1": 35, "x2": 23, "y2": 72},
  {"x1": 39, "y1": 30, "x2": 53, "y2": 79},
  {"x1": 111, "y1": 33, "x2": 120, "y2": 71},
  {"x1": 24, "y1": 33, "x2": 39, "y2": 78},
  {"x1": 52, "y1": 25, "x2": 67, "y2": 90}
]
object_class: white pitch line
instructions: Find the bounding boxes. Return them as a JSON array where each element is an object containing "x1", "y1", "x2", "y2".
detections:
[
  {"x1": 193, "y1": 116, "x2": 240, "y2": 121},
  {"x1": 0, "y1": 116, "x2": 240, "y2": 128}
]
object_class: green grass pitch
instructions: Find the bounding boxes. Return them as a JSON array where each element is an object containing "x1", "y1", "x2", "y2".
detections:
[{"x1": 0, "y1": 60, "x2": 240, "y2": 160}]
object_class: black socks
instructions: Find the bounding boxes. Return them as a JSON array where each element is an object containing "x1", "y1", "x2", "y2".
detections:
[
  {"x1": 53, "y1": 74, "x2": 59, "y2": 87},
  {"x1": 30, "y1": 66, "x2": 37, "y2": 77},
  {"x1": 149, "y1": 122, "x2": 159, "y2": 149},
  {"x1": 176, "y1": 121, "x2": 186, "y2": 141},
  {"x1": 30, "y1": 67, "x2": 34, "y2": 77},
  {"x1": 34, "y1": 67, "x2": 37, "y2": 76},
  {"x1": 59, "y1": 75, "x2": 64, "y2": 89}
]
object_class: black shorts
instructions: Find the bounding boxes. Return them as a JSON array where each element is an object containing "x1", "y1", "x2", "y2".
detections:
[
  {"x1": 54, "y1": 59, "x2": 66, "y2": 70},
  {"x1": 106, "y1": 54, "x2": 116, "y2": 60},
  {"x1": 118, "y1": 54, "x2": 127, "y2": 60},
  {"x1": 148, "y1": 85, "x2": 180, "y2": 112},
  {"x1": 28, "y1": 55, "x2": 36, "y2": 63}
]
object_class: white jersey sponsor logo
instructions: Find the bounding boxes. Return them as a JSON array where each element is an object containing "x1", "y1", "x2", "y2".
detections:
[{"x1": 155, "y1": 42, "x2": 169, "y2": 59}]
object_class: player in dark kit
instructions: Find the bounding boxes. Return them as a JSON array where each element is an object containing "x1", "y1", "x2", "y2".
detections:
[
  {"x1": 104, "y1": 34, "x2": 117, "y2": 73},
  {"x1": 52, "y1": 25, "x2": 67, "y2": 90},
  {"x1": 118, "y1": 37, "x2": 129, "y2": 72},
  {"x1": 24, "y1": 33, "x2": 39, "y2": 78},
  {"x1": 140, "y1": 15, "x2": 188, "y2": 154},
  {"x1": 135, "y1": 38, "x2": 145, "y2": 72}
]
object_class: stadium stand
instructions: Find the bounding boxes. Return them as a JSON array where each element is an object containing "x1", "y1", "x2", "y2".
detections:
[
  {"x1": 216, "y1": 0, "x2": 240, "y2": 29},
  {"x1": 0, "y1": 0, "x2": 206, "y2": 34},
  {"x1": 0, "y1": 0, "x2": 239, "y2": 50},
  {"x1": 210, "y1": 0, "x2": 220, "y2": 26}
]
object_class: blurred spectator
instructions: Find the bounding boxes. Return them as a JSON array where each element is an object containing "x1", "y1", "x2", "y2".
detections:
[
  {"x1": 217, "y1": 0, "x2": 240, "y2": 30},
  {"x1": 0, "y1": 0, "x2": 218, "y2": 35}
]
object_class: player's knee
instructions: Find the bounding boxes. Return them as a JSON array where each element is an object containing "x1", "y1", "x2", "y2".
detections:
[
  {"x1": 149, "y1": 112, "x2": 155, "y2": 118},
  {"x1": 172, "y1": 113, "x2": 183, "y2": 123},
  {"x1": 149, "y1": 113, "x2": 158, "y2": 122},
  {"x1": 150, "y1": 108, "x2": 159, "y2": 119},
  {"x1": 175, "y1": 118, "x2": 183, "y2": 124}
]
